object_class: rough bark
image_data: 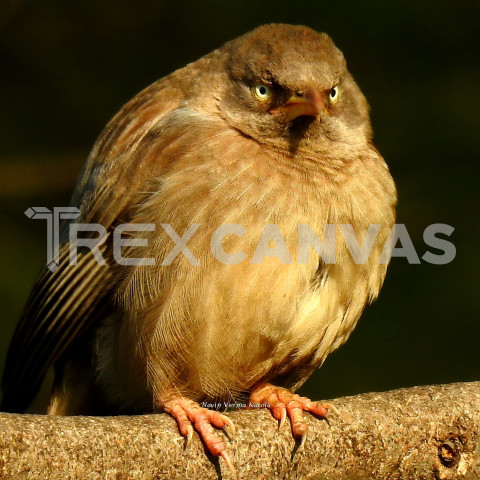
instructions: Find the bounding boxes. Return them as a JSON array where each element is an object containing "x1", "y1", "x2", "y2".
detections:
[{"x1": 0, "y1": 382, "x2": 479, "y2": 480}]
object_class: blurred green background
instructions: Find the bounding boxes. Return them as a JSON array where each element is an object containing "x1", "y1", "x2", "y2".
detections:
[{"x1": 0, "y1": 0, "x2": 478, "y2": 411}]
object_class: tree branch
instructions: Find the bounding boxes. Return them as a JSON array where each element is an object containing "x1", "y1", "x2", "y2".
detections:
[{"x1": 1, "y1": 382, "x2": 479, "y2": 479}]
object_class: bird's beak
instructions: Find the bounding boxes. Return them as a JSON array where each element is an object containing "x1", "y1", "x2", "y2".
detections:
[{"x1": 269, "y1": 88, "x2": 326, "y2": 122}]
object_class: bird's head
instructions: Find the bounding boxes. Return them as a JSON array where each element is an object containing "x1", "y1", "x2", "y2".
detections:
[{"x1": 215, "y1": 24, "x2": 372, "y2": 155}]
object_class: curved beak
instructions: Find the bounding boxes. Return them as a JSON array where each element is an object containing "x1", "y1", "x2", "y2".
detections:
[{"x1": 269, "y1": 87, "x2": 326, "y2": 122}]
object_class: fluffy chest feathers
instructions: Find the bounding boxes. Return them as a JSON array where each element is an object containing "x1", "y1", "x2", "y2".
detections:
[{"x1": 106, "y1": 109, "x2": 395, "y2": 404}]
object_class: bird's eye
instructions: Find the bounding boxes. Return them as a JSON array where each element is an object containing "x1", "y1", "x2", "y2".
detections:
[
  {"x1": 329, "y1": 86, "x2": 339, "y2": 104},
  {"x1": 253, "y1": 84, "x2": 272, "y2": 101}
]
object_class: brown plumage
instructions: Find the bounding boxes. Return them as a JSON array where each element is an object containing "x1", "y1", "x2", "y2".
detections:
[{"x1": 1, "y1": 23, "x2": 396, "y2": 470}]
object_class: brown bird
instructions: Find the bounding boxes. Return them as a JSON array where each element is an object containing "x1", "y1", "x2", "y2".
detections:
[{"x1": 1, "y1": 23, "x2": 396, "y2": 471}]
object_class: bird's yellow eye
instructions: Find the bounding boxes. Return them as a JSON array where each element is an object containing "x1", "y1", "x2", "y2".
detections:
[
  {"x1": 253, "y1": 84, "x2": 272, "y2": 101},
  {"x1": 329, "y1": 86, "x2": 339, "y2": 104}
]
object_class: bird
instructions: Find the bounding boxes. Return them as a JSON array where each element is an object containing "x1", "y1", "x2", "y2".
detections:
[{"x1": 1, "y1": 23, "x2": 396, "y2": 472}]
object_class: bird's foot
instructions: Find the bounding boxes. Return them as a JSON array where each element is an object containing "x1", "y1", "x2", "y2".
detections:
[
  {"x1": 248, "y1": 383, "x2": 337, "y2": 447},
  {"x1": 159, "y1": 395, "x2": 236, "y2": 474}
]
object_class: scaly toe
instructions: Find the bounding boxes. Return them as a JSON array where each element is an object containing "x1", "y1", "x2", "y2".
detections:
[{"x1": 286, "y1": 399, "x2": 308, "y2": 439}]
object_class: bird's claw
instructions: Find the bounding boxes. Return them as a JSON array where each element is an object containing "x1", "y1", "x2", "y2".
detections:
[
  {"x1": 160, "y1": 395, "x2": 234, "y2": 472},
  {"x1": 220, "y1": 413, "x2": 236, "y2": 437},
  {"x1": 185, "y1": 424, "x2": 194, "y2": 449},
  {"x1": 220, "y1": 450, "x2": 237, "y2": 478},
  {"x1": 279, "y1": 406, "x2": 287, "y2": 430},
  {"x1": 249, "y1": 383, "x2": 334, "y2": 448},
  {"x1": 321, "y1": 401, "x2": 340, "y2": 416},
  {"x1": 298, "y1": 430, "x2": 307, "y2": 450}
]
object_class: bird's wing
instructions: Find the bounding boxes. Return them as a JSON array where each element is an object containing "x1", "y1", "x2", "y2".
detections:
[{"x1": 1, "y1": 77, "x2": 185, "y2": 412}]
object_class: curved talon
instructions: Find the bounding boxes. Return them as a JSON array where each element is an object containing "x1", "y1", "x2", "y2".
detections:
[
  {"x1": 185, "y1": 424, "x2": 194, "y2": 449},
  {"x1": 299, "y1": 430, "x2": 307, "y2": 450},
  {"x1": 279, "y1": 407, "x2": 287, "y2": 430},
  {"x1": 322, "y1": 402, "x2": 340, "y2": 416},
  {"x1": 221, "y1": 450, "x2": 236, "y2": 478},
  {"x1": 220, "y1": 414, "x2": 236, "y2": 436}
]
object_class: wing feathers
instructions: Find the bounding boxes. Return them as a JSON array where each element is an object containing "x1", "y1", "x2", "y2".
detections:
[{"x1": 1, "y1": 245, "x2": 113, "y2": 412}]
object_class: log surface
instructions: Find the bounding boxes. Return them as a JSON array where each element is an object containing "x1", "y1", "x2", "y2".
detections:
[{"x1": 1, "y1": 382, "x2": 479, "y2": 479}]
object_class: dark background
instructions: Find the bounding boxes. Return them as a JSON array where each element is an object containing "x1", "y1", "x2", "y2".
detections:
[{"x1": 0, "y1": 0, "x2": 478, "y2": 411}]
